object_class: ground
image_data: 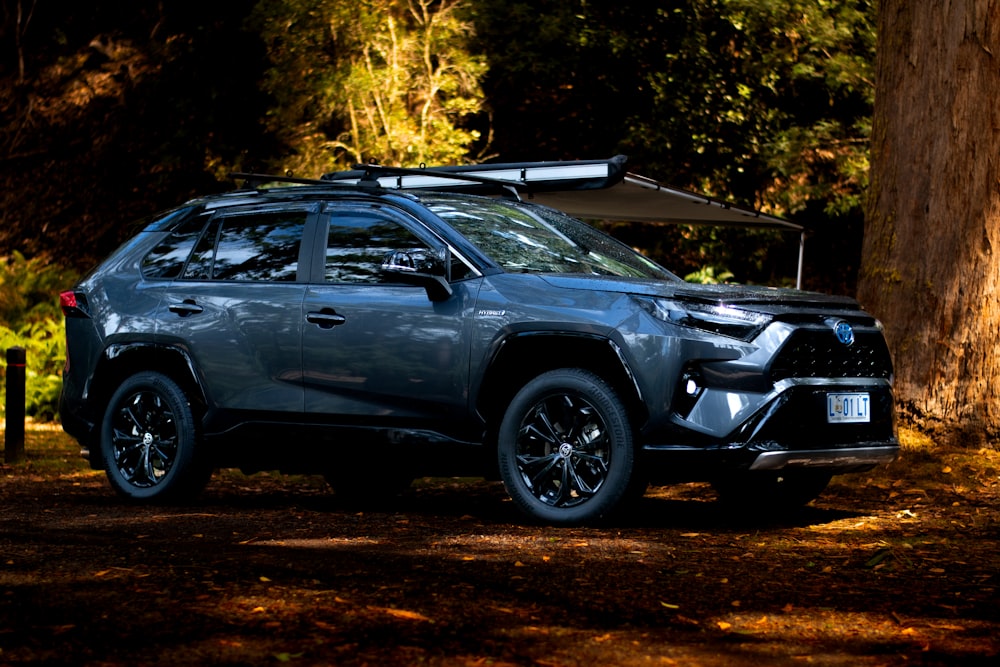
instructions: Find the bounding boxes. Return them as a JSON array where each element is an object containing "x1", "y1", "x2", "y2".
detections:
[{"x1": 1, "y1": 425, "x2": 998, "y2": 666}]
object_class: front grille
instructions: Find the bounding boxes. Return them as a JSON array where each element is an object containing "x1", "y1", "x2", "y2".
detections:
[{"x1": 770, "y1": 330, "x2": 893, "y2": 381}]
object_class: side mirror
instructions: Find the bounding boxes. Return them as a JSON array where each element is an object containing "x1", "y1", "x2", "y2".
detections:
[{"x1": 381, "y1": 248, "x2": 453, "y2": 301}]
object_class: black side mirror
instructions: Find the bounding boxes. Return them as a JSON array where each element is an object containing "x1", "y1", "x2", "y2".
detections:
[{"x1": 381, "y1": 248, "x2": 453, "y2": 301}]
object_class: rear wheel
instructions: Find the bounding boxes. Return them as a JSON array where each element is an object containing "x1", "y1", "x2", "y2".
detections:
[
  {"x1": 497, "y1": 369, "x2": 634, "y2": 526},
  {"x1": 101, "y1": 372, "x2": 211, "y2": 502}
]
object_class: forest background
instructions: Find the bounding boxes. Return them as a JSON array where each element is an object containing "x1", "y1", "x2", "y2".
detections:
[{"x1": 0, "y1": 0, "x2": 885, "y2": 421}]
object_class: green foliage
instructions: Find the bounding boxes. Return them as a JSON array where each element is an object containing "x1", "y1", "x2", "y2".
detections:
[
  {"x1": 0, "y1": 253, "x2": 77, "y2": 421},
  {"x1": 251, "y1": 0, "x2": 487, "y2": 175},
  {"x1": 470, "y1": 0, "x2": 874, "y2": 290},
  {"x1": 0, "y1": 251, "x2": 69, "y2": 329},
  {"x1": 684, "y1": 266, "x2": 735, "y2": 284}
]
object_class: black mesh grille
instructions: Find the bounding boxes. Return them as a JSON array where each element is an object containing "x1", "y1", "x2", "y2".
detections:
[{"x1": 770, "y1": 330, "x2": 893, "y2": 381}]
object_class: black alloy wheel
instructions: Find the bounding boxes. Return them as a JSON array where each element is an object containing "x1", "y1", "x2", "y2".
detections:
[
  {"x1": 101, "y1": 372, "x2": 210, "y2": 502},
  {"x1": 498, "y1": 368, "x2": 634, "y2": 525}
]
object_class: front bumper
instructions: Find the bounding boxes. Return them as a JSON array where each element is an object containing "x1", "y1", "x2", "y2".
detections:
[{"x1": 639, "y1": 379, "x2": 899, "y2": 479}]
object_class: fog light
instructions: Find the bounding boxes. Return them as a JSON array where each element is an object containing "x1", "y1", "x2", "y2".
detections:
[{"x1": 674, "y1": 367, "x2": 705, "y2": 418}]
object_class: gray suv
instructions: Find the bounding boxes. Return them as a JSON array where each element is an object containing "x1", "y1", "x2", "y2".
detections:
[{"x1": 59, "y1": 157, "x2": 897, "y2": 525}]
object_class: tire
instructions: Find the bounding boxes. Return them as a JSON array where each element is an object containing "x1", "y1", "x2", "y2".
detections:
[
  {"x1": 711, "y1": 471, "x2": 832, "y2": 513},
  {"x1": 101, "y1": 371, "x2": 210, "y2": 502},
  {"x1": 497, "y1": 369, "x2": 634, "y2": 526}
]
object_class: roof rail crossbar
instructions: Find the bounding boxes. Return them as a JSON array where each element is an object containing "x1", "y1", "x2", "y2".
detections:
[{"x1": 229, "y1": 172, "x2": 335, "y2": 189}]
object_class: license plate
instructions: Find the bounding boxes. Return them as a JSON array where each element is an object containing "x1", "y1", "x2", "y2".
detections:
[{"x1": 827, "y1": 393, "x2": 870, "y2": 423}]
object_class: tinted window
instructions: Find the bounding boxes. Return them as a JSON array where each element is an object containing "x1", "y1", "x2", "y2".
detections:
[
  {"x1": 183, "y1": 211, "x2": 307, "y2": 282},
  {"x1": 325, "y1": 211, "x2": 428, "y2": 284},
  {"x1": 141, "y1": 212, "x2": 211, "y2": 279}
]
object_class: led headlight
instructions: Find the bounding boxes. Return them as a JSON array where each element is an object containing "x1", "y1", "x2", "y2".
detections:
[{"x1": 636, "y1": 296, "x2": 771, "y2": 340}]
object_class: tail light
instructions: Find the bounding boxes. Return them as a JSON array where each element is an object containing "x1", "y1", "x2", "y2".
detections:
[{"x1": 60, "y1": 290, "x2": 90, "y2": 318}]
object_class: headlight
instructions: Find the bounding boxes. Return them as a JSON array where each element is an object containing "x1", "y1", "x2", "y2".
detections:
[{"x1": 636, "y1": 297, "x2": 771, "y2": 340}]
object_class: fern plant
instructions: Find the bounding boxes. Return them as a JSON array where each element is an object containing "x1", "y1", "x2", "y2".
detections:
[{"x1": 0, "y1": 253, "x2": 77, "y2": 421}]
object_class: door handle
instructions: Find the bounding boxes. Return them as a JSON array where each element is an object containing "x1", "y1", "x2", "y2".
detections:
[
  {"x1": 306, "y1": 309, "x2": 347, "y2": 329},
  {"x1": 168, "y1": 300, "x2": 204, "y2": 316}
]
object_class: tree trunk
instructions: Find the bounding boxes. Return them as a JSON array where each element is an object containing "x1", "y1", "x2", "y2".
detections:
[{"x1": 859, "y1": 0, "x2": 1000, "y2": 445}]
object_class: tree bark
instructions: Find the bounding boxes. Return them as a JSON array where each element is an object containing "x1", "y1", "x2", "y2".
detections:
[{"x1": 859, "y1": 0, "x2": 1000, "y2": 445}]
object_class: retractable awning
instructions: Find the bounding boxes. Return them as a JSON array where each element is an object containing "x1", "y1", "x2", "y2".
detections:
[
  {"x1": 528, "y1": 172, "x2": 801, "y2": 231},
  {"x1": 529, "y1": 171, "x2": 805, "y2": 289}
]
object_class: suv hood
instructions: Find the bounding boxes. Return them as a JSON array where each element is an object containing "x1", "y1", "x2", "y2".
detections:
[{"x1": 538, "y1": 275, "x2": 862, "y2": 313}]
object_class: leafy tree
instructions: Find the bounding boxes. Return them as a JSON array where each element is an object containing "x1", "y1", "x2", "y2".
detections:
[
  {"x1": 251, "y1": 0, "x2": 487, "y2": 175},
  {"x1": 0, "y1": 0, "x2": 270, "y2": 271},
  {"x1": 470, "y1": 0, "x2": 874, "y2": 290}
]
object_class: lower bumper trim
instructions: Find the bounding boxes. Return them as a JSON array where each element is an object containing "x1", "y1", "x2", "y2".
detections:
[{"x1": 749, "y1": 445, "x2": 899, "y2": 472}]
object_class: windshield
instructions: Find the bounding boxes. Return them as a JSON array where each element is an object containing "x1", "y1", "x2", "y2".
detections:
[{"x1": 423, "y1": 195, "x2": 679, "y2": 280}]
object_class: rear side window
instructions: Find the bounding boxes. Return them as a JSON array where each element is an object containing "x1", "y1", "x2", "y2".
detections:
[{"x1": 183, "y1": 211, "x2": 308, "y2": 282}]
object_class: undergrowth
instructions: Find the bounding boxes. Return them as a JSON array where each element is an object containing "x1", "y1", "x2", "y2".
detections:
[{"x1": 0, "y1": 252, "x2": 77, "y2": 421}]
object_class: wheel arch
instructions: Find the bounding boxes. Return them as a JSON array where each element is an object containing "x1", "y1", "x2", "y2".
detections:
[
  {"x1": 476, "y1": 332, "x2": 646, "y2": 438},
  {"x1": 89, "y1": 342, "x2": 209, "y2": 428}
]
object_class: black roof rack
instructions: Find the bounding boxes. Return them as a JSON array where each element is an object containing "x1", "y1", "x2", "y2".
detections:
[
  {"x1": 321, "y1": 155, "x2": 630, "y2": 196},
  {"x1": 229, "y1": 156, "x2": 629, "y2": 196}
]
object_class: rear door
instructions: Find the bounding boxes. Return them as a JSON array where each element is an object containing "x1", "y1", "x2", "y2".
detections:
[
  {"x1": 155, "y1": 204, "x2": 316, "y2": 420},
  {"x1": 301, "y1": 203, "x2": 479, "y2": 433}
]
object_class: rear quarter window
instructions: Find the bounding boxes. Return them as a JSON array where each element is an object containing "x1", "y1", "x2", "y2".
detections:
[{"x1": 141, "y1": 212, "x2": 211, "y2": 279}]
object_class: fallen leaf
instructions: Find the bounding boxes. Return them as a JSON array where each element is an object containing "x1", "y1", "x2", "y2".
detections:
[
  {"x1": 274, "y1": 652, "x2": 303, "y2": 662},
  {"x1": 377, "y1": 607, "x2": 433, "y2": 622},
  {"x1": 717, "y1": 621, "x2": 732, "y2": 631}
]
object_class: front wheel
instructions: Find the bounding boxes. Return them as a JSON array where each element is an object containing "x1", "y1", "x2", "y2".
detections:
[
  {"x1": 497, "y1": 369, "x2": 634, "y2": 526},
  {"x1": 101, "y1": 372, "x2": 211, "y2": 502}
]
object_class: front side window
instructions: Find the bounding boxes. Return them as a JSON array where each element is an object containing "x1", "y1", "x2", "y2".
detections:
[
  {"x1": 324, "y1": 211, "x2": 428, "y2": 284},
  {"x1": 183, "y1": 211, "x2": 307, "y2": 282}
]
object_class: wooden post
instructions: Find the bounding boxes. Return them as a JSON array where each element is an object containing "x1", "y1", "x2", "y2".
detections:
[{"x1": 4, "y1": 346, "x2": 26, "y2": 463}]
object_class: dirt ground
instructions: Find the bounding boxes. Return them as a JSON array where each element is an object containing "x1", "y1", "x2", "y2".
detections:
[{"x1": 1, "y1": 425, "x2": 998, "y2": 666}]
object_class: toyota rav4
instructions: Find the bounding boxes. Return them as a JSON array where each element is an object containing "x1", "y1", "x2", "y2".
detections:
[{"x1": 59, "y1": 156, "x2": 897, "y2": 525}]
